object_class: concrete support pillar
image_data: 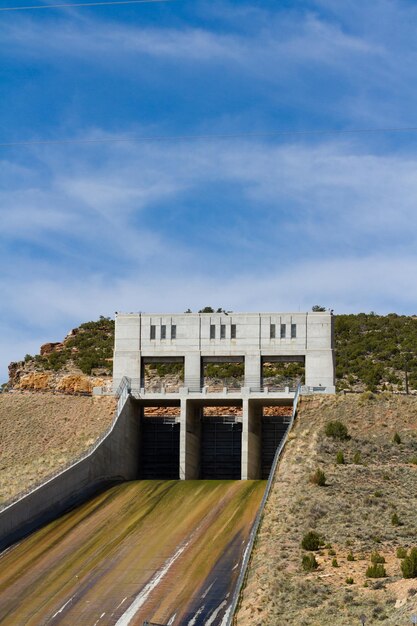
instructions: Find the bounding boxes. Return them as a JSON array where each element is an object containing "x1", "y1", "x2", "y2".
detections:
[
  {"x1": 113, "y1": 353, "x2": 141, "y2": 394},
  {"x1": 305, "y1": 351, "x2": 335, "y2": 391},
  {"x1": 245, "y1": 354, "x2": 262, "y2": 390},
  {"x1": 184, "y1": 353, "x2": 202, "y2": 392},
  {"x1": 179, "y1": 399, "x2": 187, "y2": 480},
  {"x1": 179, "y1": 399, "x2": 201, "y2": 479},
  {"x1": 113, "y1": 314, "x2": 141, "y2": 393},
  {"x1": 305, "y1": 312, "x2": 335, "y2": 392},
  {"x1": 242, "y1": 399, "x2": 261, "y2": 479}
]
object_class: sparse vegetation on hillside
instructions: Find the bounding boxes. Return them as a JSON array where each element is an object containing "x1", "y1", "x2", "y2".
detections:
[
  {"x1": 335, "y1": 313, "x2": 417, "y2": 393},
  {"x1": 5, "y1": 313, "x2": 417, "y2": 394},
  {"x1": 237, "y1": 394, "x2": 417, "y2": 625},
  {"x1": 40, "y1": 317, "x2": 114, "y2": 375},
  {"x1": 0, "y1": 392, "x2": 116, "y2": 507},
  {"x1": 8, "y1": 317, "x2": 114, "y2": 390}
]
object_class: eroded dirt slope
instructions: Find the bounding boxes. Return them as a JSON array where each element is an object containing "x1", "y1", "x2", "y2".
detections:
[
  {"x1": 0, "y1": 392, "x2": 116, "y2": 507},
  {"x1": 237, "y1": 393, "x2": 417, "y2": 626}
]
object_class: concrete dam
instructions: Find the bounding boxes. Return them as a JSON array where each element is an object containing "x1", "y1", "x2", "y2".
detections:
[{"x1": 0, "y1": 311, "x2": 335, "y2": 625}]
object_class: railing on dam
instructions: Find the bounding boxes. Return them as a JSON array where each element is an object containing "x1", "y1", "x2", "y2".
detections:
[
  {"x1": 116, "y1": 376, "x2": 131, "y2": 414},
  {"x1": 227, "y1": 384, "x2": 302, "y2": 626},
  {"x1": 128, "y1": 377, "x2": 301, "y2": 396}
]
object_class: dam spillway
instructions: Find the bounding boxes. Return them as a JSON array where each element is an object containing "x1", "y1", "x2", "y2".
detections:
[{"x1": 0, "y1": 479, "x2": 265, "y2": 626}]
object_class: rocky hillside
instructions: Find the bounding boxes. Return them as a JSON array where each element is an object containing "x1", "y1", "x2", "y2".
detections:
[
  {"x1": 6, "y1": 317, "x2": 114, "y2": 394},
  {"x1": 237, "y1": 393, "x2": 417, "y2": 625}
]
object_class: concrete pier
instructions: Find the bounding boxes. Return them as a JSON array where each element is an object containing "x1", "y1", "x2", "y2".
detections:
[
  {"x1": 131, "y1": 393, "x2": 293, "y2": 481},
  {"x1": 112, "y1": 310, "x2": 336, "y2": 480}
]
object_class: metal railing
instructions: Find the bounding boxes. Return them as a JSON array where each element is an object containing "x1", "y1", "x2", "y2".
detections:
[
  {"x1": 143, "y1": 380, "x2": 184, "y2": 393},
  {"x1": 262, "y1": 376, "x2": 302, "y2": 392},
  {"x1": 300, "y1": 385, "x2": 331, "y2": 394},
  {"x1": 203, "y1": 377, "x2": 244, "y2": 392},
  {"x1": 0, "y1": 377, "x2": 132, "y2": 512},
  {"x1": 127, "y1": 376, "x2": 298, "y2": 395},
  {"x1": 227, "y1": 384, "x2": 302, "y2": 626},
  {"x1": 116, "y1": 376, "x2": 131, "y2": 414}
]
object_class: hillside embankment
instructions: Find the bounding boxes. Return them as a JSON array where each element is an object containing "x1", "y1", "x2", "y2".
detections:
[
  {"x1": 237, "y1": 393, "x2": 417, "y2": 625},
  {"x1": 6, "y1": 313, "x2": 417, "y2": 395},
  {"x1": 0, "y1": 392, "x2": 116, "y2": 507},
  {"x1": 0, "y1": 479, "x2": 265, "y2": 626}
]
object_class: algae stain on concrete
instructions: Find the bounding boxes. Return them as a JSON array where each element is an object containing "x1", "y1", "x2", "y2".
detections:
[{"x1": 0, "y1": 480, "x2": 265, "y2": 626}]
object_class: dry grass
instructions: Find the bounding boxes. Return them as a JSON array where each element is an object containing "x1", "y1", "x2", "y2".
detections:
[
  {"x1": 0, "y1": 391, "x2": 116, "y2": 507},
  {"x1": 237, "y1": 393, "x2": 417, "y2": 625}
]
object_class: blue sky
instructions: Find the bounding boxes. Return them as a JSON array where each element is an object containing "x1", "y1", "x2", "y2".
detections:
[{"x1": 1, "y1": 0, "x2": 417, "y2": 381}]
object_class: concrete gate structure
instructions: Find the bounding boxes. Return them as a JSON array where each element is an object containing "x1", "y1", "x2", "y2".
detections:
[
  {"x1": 0, "y1": 310, "x2": 335, "y2": 550},
  {"x1": 113, "y1": 311, "x2": 335, "y2": 480}
]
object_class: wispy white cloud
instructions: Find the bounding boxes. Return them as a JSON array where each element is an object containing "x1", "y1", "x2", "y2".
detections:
[
  {"x1": 2, "y1": 0, "x2": 417, "y2": 382},
  {"x1": 2, "y1": 136, "x2": 417, "y2": 265},
  {"x1": 0, "y1": 9, "x2": 382, "y2": 72},
  {"x1": 2, "y1": 250, "x2": 416, "y2": 381}
]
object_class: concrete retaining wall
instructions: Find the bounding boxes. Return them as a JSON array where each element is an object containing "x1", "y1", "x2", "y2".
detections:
[{"x1": 0, "y1": 396, "x2": 139, "y2": 552}]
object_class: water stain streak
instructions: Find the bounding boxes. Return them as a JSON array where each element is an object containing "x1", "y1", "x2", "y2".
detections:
[{"x1": 0, "y1": 480, "x2": 265, "y2": 626}]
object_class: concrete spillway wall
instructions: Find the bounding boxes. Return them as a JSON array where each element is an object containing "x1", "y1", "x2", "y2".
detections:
[
  {"x1": 0, "y1": 390, "x2": 301, "y2": 625},
  {"x1": 0, "y1": 396, "x2": 139, "y2": 551},
  {"x1": 0, "y1": 389, "x2": 295, "y2": 551}
]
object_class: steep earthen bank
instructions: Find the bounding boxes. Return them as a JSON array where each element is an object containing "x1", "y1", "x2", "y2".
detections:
[
  {"x1": 0, "y1": 392, "x2": 116, "y2": 507},
  {"x1": 237, "y1": 394, "x2": 417, "y2": 625}
]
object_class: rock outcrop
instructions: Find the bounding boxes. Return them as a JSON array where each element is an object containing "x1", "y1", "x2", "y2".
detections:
[{"x1": 7, "y1": 318, "x2": 114, "y2": 395}]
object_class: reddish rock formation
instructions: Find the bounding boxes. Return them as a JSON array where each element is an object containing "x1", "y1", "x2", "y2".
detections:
[{"x1": 40, "y1": 342, "x2": 64, "y2": 356}]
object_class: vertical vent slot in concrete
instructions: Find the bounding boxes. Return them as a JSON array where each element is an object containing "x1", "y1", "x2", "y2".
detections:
[
  {"x1": 201, "y1": 417, "x2": 242, "y2": 479},
  {"x1": 140, "y1": 415, "x2": 180, "y2": 479}
]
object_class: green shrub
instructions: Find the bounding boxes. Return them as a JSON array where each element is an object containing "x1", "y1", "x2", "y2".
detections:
[
  {"x1": 332, "y1": 558, "x2": 339, "y2": 567},
  {"x1": 301, "y1": 531, "x2": 322, "y2": 551},
  {"x1": 310, "y1": 468, "x2": 326, "y2": 486},
  {"x1": 366, "y1": 563, "x2": 387, "y2": 578},
  {"x1": 302, "y1": 553, "x2": 318, "y2": 572},
  {"x1": 353, "y1": 451, "x2": 362, "y2": 464},
  {"x1": 347, "y1": 552, "x2": 355, "y2": 562},
  {"x1": 401, "y1": 548, "x2": 417, "y2": 579},
  {"x1": 374, "y1": 491, "x2": 382, "y2": 498},
  {"x1": 393, "y1": 432, "x2": 402, "y2": 444},
  {"x1": 346, "y1": 577, "x2": 354, "y2": 584},
  {"x1": 391, "y1": 513, "x2": 401, "y2": 526},
  {"x1": 336, "y1": 450, "x2": 345, "y2": 464},
  {"x1": 360, "y1": 391, "x2": 375, "y2": 401},
  {"x1": 328, "y1": 548, "x2": 336, "y2": 556},
  {"x1": 371, "y1": 551, "x2": 385, "y2": 564},
  {"x1": 325, "y1": 421, "x2": 349, "y2": 440},
  {"x1": 396, "y1": 547, "x2": 407, "y2": 559},
  {"x1": 409, "y1": 457, "x2": 417, "y2": 465}
]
